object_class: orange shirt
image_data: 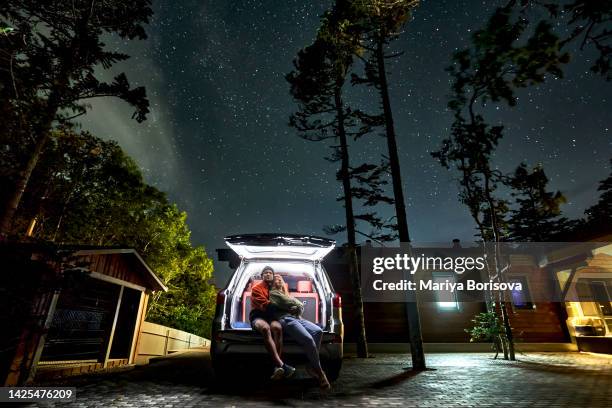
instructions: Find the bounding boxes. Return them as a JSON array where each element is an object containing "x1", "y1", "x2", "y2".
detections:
[{"x1": 251, "y1": 280, "x2": 270, "y2": 311}]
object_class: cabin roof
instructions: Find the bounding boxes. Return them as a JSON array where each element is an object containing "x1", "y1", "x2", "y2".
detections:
[{"x1": 72, "y1": 248, "x2": 168, "y2": 292}]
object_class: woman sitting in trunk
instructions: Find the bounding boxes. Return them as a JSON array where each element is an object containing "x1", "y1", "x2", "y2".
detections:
[{"x1": 269, "y1": 275, "x2": 330, "y2": 390}]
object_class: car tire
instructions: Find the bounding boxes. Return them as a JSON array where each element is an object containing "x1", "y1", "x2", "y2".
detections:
[{"x1": 322, "y1": 358, "x2": 342, "y2": 381}]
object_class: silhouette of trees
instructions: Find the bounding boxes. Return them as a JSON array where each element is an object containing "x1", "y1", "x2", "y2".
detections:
[
  {"x1": 289, "y1": 0, "x2": 427, "y2": 369},
  {"x1": 287, "y1": 4, "x2": 371, "y2": 357},
  {"x1": 507, "y1": 163, "x2": 571, "y2": 241},
  {"x1": 511, "y1": 0, "x2": 612, "y2": 81},
  {"x1": 432, "y1": 4, "x2": 572, "y2": 360},
  {"x1": 584, "y1": 161, "x2": 612, "y2": 232},
  {"x1": 0, "y1": 0, "x2": 152, "y2": 236},
  {"x1": 349, "y1": 0, "x2": 426, "y2": 370}
]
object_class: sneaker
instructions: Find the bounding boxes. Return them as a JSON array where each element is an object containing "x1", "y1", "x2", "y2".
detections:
[
  {"x1": 282, "y1": 363, "x2": 296, "y2": 379},
  {"x1": 270, "y1": 366, "x2": 285, "y2": 380}
]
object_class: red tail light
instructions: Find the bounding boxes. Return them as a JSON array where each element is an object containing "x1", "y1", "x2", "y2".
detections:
[
  {"x1": 332, "y1": 293, "x2": 342, "y2": 308},
  {"x1": 216, "y1": 290, "x2": 226, "y2": 305}
]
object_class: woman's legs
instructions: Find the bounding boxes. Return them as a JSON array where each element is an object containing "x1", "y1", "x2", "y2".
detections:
[
  {"x1": 299, "y1": 318, "x2": 323, "y2": 350},
  {"x1": 280, "y1": 316, "x2": 322, "y2": 371},
  {"x1": 298, "y1": 320, "x2": 329, "y2": 387},
  {"x1": 270, "y1": 320, "x2": 283, "y2": 357}
]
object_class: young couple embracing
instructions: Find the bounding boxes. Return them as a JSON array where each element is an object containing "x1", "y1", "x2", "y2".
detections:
[{"x1": 249, "y1": 265, "x2": 331, "y2": 390}]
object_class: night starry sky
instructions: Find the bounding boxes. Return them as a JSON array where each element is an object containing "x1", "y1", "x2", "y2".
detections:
[{"x1": 80, "y1": 0, "x2": 611, "y2": 285}]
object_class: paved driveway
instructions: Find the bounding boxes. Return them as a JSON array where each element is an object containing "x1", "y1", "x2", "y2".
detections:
[{"x1": 31, "y1": 351, "x2": 612, "y2": 407}]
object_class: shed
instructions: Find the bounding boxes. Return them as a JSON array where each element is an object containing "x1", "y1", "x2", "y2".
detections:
[{"x1": 1, "y1": 245, "x2": 167, "y2": 386}]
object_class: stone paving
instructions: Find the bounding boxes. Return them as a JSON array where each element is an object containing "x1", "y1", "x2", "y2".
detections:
[{"x1": 29, "y1": 351, "x2": 612, "y2": 407}]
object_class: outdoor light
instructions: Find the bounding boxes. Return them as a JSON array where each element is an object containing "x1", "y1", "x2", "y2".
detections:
[{"x1": 437, "y1": 301, "x2": 458, "y2": 309}]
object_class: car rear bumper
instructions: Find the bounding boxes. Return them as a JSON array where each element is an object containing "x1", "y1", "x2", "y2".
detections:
[
  {"x1": 213, "y1": 343, "x2": 343, "y2": 360},
  {"x1": 212, "y1": 330, "x2": 343, "y2": 360}
]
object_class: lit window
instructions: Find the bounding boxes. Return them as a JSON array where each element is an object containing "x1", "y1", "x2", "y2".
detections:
[
  {"x1": 509, "y1": 276, "x2": 534, "y2": 310},
  {"x1": 433, "y1": 273, "x2": 459, "y2": 311}
]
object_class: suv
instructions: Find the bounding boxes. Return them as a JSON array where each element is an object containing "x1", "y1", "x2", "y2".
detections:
[{"x1": 211, "y1": 234, "x2": 344, "y2": 380}]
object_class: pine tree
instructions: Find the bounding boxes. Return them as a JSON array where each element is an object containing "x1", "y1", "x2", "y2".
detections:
[
  {"x1": 584, "y1": 160, "x2": 612, "y2": 234},
  {"x1": 511, "y1": 0, "x2": 612, "y2": 81},
  {"x1": 348, "y1": 0, "x2": 426, "y2": 370},
  {"x1": 507, "y1": 163, "x2": 570, "y2": 241},
  {"x1": 324, "y1": 158, "x2": 398, "y2": 244},
  {"x1": 432, "y1": 4, "x2": 570, "y2": 360},
  {"x1": 287, "y1": 6, "x2": 370, "y2": 357}
]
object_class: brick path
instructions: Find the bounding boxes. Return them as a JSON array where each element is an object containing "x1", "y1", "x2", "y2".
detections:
[{"x1": 30, "y1": 351, "x2": 612, "y2": 407}]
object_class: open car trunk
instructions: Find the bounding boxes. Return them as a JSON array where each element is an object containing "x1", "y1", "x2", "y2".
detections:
[
  {"x1": 225, "y1": 234, "x2": 335, "y2": 262},
  {"x1": 225, "y1": 261, "x2": 332, "y2": 331}
]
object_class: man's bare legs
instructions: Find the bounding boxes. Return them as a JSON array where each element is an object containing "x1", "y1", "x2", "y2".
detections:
[
  {"x1": 252, "y1": 319, "x2": 283, "y2": 367},
  {"x1": 270, "y1": 320, "x2": 283, "y2": 357}
]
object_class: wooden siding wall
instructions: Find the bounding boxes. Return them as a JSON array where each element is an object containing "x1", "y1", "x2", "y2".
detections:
[
  {"x1": 325, "y1": 255, "x2": 411, "y2": 342},
  {"x1": 509, "y1": 303, "x2": 567, "y2": 342},
  {"x1": 419, "y1": 302, "x2": 486, "y2": 342},
  {"x1": 507, "y1": 258, "x2": 568, "y2": 342},
  {"x1": 2, "y1": 248, "x2": 164, "y2": 386},
  {"x1": 587, "y1": 252, "x2": 612, "y2": 270},
  {"x1": 324, "y1": 251, "x2": 568, "y2": 343},
  {"x1": 79, "y1": 254, "x2": 148, "y2": 288},
  {"x1": 325, "y1": 256, "x2": 486, "y2": 343}
]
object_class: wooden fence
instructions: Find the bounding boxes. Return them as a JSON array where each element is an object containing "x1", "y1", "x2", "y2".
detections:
[{"x1": 134, "y1": 321, "x2": 210, "y2": 365}]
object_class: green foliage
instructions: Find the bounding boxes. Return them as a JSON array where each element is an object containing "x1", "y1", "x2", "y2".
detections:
[
  {"x1": 431, "y1": 109, "x2": 509, "y2": 241},
  {"x1": 147, "y1": 246, "x2": 216, "y2": 338},
  {"x1": 465, "y1": 311, "x2": 503, "y2": 343},
  {"x1": 517, "y1": 0, "x2": 612, "y2": 81},
  {"x1": 562, "y1": 0, "x2": 612, "y2": 80},
  {"x1": 465, "y1": 311, "x2": 504, "y2": 357},
  {"x1": 7, "y1": 129, "x2": 216, "y2": 338},
  {"x1": 433, "y1": 3, "x2": 612, "y2": 242},
  {"x1": 349, "y1": 0, "x2": 418, "y2": 40},
  {"x1": 446, "y1": 6, "x2": 568, "y2": 111},
  {"x1": 559, "y1": 160, "x2": 612, "y2": 239},
  {"x1": 286, "y1": 39, "x2": 341, "y2": 142}
]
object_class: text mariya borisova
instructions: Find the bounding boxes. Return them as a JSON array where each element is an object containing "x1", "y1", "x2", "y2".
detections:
[{"x1": 371, "y1": 279, "x2": 523, "y2": 292}]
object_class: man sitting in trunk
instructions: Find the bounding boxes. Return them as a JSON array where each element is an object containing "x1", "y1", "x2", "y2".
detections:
[{"x1": 250, "y1": 265, "x2": 295, "y2": 380}]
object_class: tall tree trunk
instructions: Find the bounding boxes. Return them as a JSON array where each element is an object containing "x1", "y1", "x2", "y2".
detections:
[
  {"x1": 0, "y1": 131, "x2": 51, "y2": 237},
  {"x1": 0, "y1": 10, "x2": 86, "y2": 239},
  {"x1": 480, "y1": 242, "x2": 509, "y2": 359},
  {"x1": 335, "y1": 84, "x2": 369, "y2": 358},
  {"x1": 375, "y1": 37, "x2": 425, "y2": 370},
  {"x1": 484, "y1": 172, "x2": 515, "y2": 360}
]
